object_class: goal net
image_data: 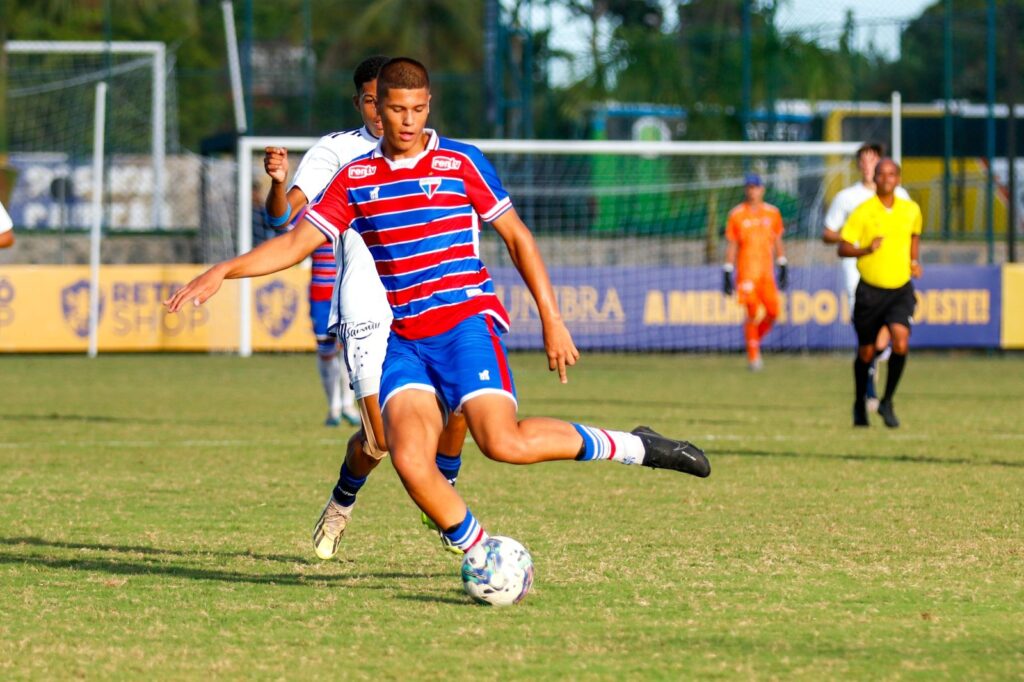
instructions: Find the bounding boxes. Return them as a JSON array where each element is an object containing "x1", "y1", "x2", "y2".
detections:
[
  {"x1": 237, "y1": 137, "x2": 862, "y2": 354},
  {"x1": 3, "y1": 41, "x2": 179, "y2": 233}
]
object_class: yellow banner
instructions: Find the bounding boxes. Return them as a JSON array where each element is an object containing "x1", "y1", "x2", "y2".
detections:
[
  {"x1": 1002, "y1": 264, "x2": 1024, "y2": 349},
  {"x1": 0, "y1": 265, "x2": 316, "y2": 352}
]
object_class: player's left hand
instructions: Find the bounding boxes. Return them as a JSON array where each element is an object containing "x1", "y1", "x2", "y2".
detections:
[
  {"x1": 911, "y1": 260, "x2": 923, "y2": 279},
  {"x1": 542, "y1": 319, "x2": 580, "y2": 384},
  {"x1": 163, "y1": 266, "x2": 227, "y2": 313},
  {"x1": 777, "y1": 263, "x2": 788, "y2": 290}
]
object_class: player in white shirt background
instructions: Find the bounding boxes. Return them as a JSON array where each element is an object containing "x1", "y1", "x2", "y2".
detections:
[
  {"x1": 822, "y1": 143, "x2": 911, "y2": 411},
  {"x1": 262, "y1": 56, "x2": 469, "y2": 559},
  {"x1": 0, "y1": 200, "x2": 14, "y2": 249}
]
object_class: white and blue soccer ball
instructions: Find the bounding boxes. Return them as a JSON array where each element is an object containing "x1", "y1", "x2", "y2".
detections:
[{"x1": 460, "y1": 536, "x2": 534, "y2": 606}]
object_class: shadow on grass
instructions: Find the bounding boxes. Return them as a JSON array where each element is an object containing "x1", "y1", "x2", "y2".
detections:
[
  {"x1": 726, "y1": 448, "x2": 1024, "y2": 469},
  {"x1": 0, "y1": 532, "x2": 452, "y2": 585},
  {"x1": 0, "y1": 536, "x2": 315, "y2": 565},
  {"x1": 0, "y1": 412, "x2": 213, "y2": 426}
]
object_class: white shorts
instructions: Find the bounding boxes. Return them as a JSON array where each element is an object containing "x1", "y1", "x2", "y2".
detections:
[
  {"x1": 841, "y1": 257, "x2": 861, "y2": 310},
  {"x1": 336, "y1": 318, "x2": 391, "y2": 400}
]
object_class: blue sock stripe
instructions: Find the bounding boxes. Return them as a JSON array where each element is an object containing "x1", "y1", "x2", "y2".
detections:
[
  {"x1": 435, "y1": 452, "x2": 462, "y2": 482},
  {"x1": 573, "y1": 423, "x2": 596, "y2": 460},
  {"x1": 444, "y1": 509, "x2": 481, "y2": 549}
]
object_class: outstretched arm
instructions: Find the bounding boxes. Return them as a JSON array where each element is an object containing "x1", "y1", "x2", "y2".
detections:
[
  {"x1": 490, "y1": 208, "x2": 579, "y2": 383},
  {"x1": 164, "y1": 220, "x2": 326, "y2": 312}
]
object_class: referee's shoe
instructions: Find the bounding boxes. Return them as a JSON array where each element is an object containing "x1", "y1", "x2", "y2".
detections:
[
  {"x1": 877, "y1": 399, "x2": 900, "y2": 428},
  {"x1": 853, "y1": 400, "x2": 869, "y2": 427}
]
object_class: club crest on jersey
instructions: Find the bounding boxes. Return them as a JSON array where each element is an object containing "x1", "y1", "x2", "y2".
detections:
[
  {"x1": 348, "y1": 164, "x2": 376, "y2": 179},
  {"x1": 419, "y1": 177, "x2": 442, "y2": 199},
  {"x1": 431, "y1": 156, "x2": 461, "y2": 171}
]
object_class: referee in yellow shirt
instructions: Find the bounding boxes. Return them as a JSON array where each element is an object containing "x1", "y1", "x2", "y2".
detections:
[{"x1": 838, "y1": 159, "x2": 922, "y2": 428}]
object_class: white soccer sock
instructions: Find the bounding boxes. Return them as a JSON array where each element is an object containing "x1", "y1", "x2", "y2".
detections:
[
  {"x1": 339, "y1": 359, "x2": 356, "y2": 411},
  {"x1": 317, "y1": 354, "x2": 343, "y2": 417},
  {"x1": 574, "y1": 424, "x2": 646, "y2": 465}
]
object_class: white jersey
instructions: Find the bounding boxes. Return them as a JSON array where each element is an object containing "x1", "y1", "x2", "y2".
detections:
[
  {"x1": 0, "y1": 201, "x2": 12, "y2": 234},
  {"x1": 290, "y1": 126, "x2": 391, "y2": 332},
  {"x1": 825, "y1": 183, "x2": 912, "y2": 303}
]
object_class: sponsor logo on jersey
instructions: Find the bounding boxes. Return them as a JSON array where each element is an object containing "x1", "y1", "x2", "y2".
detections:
[
  {"x1": 348, "y1": 164, "x2": 377, "y2": 179},
  {"x1": 419, "y1": 178, "x2": 442, "y2": 199},
  {"x1": 369, "y1": 187, "x2": 381, "y2": 201},
  {"x1": 255, "y1": 280, "x2": 298, "y2": 338},
  {"x1": 478, "y1": 369, "x2": 490, "y2": 381},
  {"x1": 431, "y1": 156, "x2": 462, "y2": 171},
  {"x1": 61, "y1": 279, "x2": 104, "y2": 338},
  {"x1": 341, "y1": 319, "x2": 382, "y2": 340}
]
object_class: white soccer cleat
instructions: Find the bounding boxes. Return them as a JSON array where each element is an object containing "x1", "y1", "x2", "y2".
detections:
[{"x1": 312, "y1": 497, "x2": 353, "y2": 560}]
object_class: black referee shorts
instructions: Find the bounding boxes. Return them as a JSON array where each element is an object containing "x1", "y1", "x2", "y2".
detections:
[{"x1": 852, "y1": 280, "x2": 916, "y2": 347}]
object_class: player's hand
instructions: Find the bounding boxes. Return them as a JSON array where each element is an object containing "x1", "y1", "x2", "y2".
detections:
[
  {"x1": 868, "y1": 237, "x2": 883, "y2": 253},
  {"x1": 542, "y1": 318, "x2": 579, "y2": 384},
  {"x1": 163, "y1": 266, "x2": 227, "y2": 313},
  {"x1": 777, "y1": 263, "x2": 788, "y2": 290},
  {"x1": 911, "y1": 260, "x2": 923, "y2": 279},
  {"x1": 722, "y1": 269, "x2": 734, "y2": 296},
  {"x1": 263, "y1": 147, "x2": 289, "y2": 185}
]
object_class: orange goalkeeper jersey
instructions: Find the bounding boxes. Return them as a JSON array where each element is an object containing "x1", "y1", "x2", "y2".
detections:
[{"x1": 725, "y1": 201, "x2": 783, "y2": 282}]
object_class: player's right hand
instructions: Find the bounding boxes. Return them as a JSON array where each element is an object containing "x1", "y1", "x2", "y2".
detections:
[
  {"x1": 263, "y1": 147, "x2": 289, "y2": 184},
  {"x1": 542, "y1": 318, "x2": 580, "y2": 384},
  {"x1": 163, "y1": 266, "x2": 227, "y2": 313},
  {"x1": 722, "y1": 270, "x2": 734, "y2": 296},
  {"x1": 869, "y1": 237, "x2": 883, "y2": 253}
]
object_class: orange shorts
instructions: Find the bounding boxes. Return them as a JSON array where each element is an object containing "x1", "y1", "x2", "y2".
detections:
[{"x1": 736, "y1": 276, "x2": 780, "y2": 319}]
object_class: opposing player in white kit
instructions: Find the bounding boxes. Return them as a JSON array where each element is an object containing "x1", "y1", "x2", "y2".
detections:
[
  {"x1": 263, "y1": 56, "x2": 469, "y2": 558},
  {"x1": 822, "y1": 143, "x2": 910, "y2": 410},
  {"x1": 0, "y1": 200, "x2": 14, "y2": 249}
]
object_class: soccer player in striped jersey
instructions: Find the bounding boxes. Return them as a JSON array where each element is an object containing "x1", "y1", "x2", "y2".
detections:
[
  {"x1": 165, "y1": 58, "x2": 710, "y2": 558},
  {"x1": 264, "y1": 56, "x2": 469, "y2": 558}
]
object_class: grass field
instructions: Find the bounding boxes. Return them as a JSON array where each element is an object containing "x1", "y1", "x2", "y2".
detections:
[{"x1": 1, "y1": 352, "x2": 1022, "y2": 680}]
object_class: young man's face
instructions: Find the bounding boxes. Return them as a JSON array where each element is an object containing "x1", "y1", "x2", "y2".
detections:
[
  {"x1": 857, "y1": 149, "x2": 880, "y2": 181},
  {"x1": 874, "y1": 160, "x2": 900, "y2": 195},
  {"x1": 353, "y1": 79, "x2": 383, "y2": 138},
  {"x1": 744, "y1": 183, "x2": 765, "y2": 203},
  {"x1": 377, "y1": 87, "x2": 430, "y2": 157}
]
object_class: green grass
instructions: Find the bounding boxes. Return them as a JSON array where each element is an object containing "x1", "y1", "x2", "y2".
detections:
[{"x1": 1, "y1": 352, "x2": 1022, "y2": 680}]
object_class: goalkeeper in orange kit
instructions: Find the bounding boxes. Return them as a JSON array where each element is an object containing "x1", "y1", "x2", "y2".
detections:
[{"x1": 722, "y1": 173, "x2": 788, "y2": 371}]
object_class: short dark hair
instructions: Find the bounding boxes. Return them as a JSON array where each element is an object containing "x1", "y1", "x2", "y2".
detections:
[
  {"x1": 856, "y1": 142, "x2": 886, "y2": 160},
  {"x1": 874, "y1": 157, "x2": 901, "y2": 177},
  {"x1": 353, "y1": 55, "x2": 389, "y2": 95},
  {"x1": 377, "y1": 57, "x2": 430, "y2": 99}
]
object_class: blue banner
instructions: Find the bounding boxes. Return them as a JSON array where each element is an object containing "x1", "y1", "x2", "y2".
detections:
[{"x1": 491, "y1": 265, "x2": 1001, "y2": 351}]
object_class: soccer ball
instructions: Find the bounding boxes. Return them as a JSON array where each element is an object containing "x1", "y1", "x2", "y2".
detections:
[{"x1": 460, "y1": 536, "x2": 534, "y2": 606}]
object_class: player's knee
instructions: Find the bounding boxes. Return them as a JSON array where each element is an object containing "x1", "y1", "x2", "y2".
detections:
[{"x1": 892, "y1": 337, "x2": 909, "y2": 354}]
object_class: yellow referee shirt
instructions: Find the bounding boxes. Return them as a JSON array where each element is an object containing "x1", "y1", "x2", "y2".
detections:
[{"x1": 840, "y1": 195, "x2": 922, "y2": 289}]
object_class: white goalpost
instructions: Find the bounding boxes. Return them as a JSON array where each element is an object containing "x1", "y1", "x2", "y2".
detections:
[
  {"x1": 4, "y1": 40, "x2": 168, "y2": 230},
  {"x1": 235, "y1": 137, "x2": 860, "y2": 356}
]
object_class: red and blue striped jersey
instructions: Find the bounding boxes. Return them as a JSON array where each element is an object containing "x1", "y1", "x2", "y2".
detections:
[{"x1": 305, "y1": 130, "x2": 513, "y2": 340}]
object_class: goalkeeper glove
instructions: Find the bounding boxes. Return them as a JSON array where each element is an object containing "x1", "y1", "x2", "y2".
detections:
[
  {"x1": 722, "y1": 264, "x2": 734, "y2": 296},
  {"x1": 776, "y1": 257, "x2": 788, "y2": 290}
]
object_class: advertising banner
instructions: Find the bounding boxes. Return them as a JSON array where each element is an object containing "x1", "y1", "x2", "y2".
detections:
[
  {"x1": 0, "y1": 264, "x2": 1004, "y2": 353},
  {"x1": 491, "y1": 265, "x2": 1002, "y2": 351}
]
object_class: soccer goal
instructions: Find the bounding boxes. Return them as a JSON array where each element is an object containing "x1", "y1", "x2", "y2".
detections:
[
  {"x1": 236, "y1": 137, "x2": 861, "y2": 356},
  {"x1": 3, "y1": 41, "x2": 168, "y2": 231}
]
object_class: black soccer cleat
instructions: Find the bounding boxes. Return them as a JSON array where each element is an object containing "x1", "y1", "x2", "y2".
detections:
[
  {"x1": 853, "y1": 400, "x2": 869, "y2": 427},
  {"x1": 632, "y1": 426, "x2": 710, "y2": 478},
  {"x1": 877, "y1": 399, "x2": 900, "y2": 428}
]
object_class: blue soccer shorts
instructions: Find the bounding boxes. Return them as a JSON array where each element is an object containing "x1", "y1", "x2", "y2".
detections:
[
  {"x1": 309, "y1": 299, "x2": 338, "y2": 355},
  {"x1": 379, "y1": 314, "x2": 518, "y2": 415}
]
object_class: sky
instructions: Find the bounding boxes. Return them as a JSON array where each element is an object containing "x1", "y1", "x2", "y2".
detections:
[{"x1": 537, "y1": 0, "x2": 938, "y2": 86}]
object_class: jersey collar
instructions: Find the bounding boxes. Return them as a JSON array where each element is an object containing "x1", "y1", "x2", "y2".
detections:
[
  {"x1": 372, "y1": 128, "x2": 439, "y2": 170},
  {"x1": 359, "y1": 125, "x2": 379, "y2": 142}
]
